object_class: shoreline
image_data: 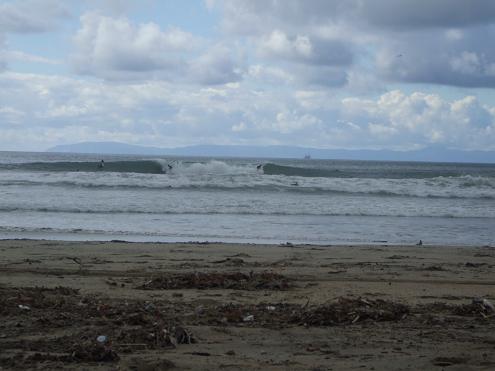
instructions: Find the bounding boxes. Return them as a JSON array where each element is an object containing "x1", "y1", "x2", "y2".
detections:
[
  {"x1": 1, "y1": 239, "x2": 495, "y2": 370},
  {"x1": 1, "y1": 234, "x2": 491, "y2": 248}
]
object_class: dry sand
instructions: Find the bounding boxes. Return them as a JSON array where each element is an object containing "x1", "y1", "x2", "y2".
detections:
[{"x1": 0, "y1": 239, "x2": 494, "y2": 370}]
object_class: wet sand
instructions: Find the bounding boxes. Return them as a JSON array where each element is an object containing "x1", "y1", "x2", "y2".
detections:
[{"x1": 0, "y1": 239, "x2": 494, "y2": 370}]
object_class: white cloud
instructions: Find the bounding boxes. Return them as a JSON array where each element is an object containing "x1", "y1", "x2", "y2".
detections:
[
  {"x1": 247, "y1": 64, "x2": 294, "y2": 84},
  {"x1": 70, "y1": 13, "x2": 242, "y2": 85},
  {"x1": 259, "y1": 30, "x2": 311, "y2": 60},
  {"x1": 189, "y1": 45, "x2": 242, "y2": 85},
  {"x1": 271, "y1": 111, "x2": 322, "y2": 134},
  {"x1": 71, "y1": 13, "x2": 194, "y2": 78},
  {"x1": 231, "y1": 121, "x2": 246, "y2": 132},
  {"x1": 6, "y1": 50, "x2": 61, "y2": 65},
  {"x1": 3, "y1": 1, "x2": 495, "y2": 152},
  {"x1": 1, "y1": 71, "x2": 495, "y2": 151},
  {"x1": 342, "y1": 90, "x2": 495, "y2": 149}
]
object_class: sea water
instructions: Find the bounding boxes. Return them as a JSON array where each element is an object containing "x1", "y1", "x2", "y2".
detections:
[{"x1": 0, "y1": 151, "x2": 494, "y2": 245}]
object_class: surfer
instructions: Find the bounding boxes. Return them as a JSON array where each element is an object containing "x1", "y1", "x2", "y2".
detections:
[{"x1": 98, "y1": 160, "x2": 104, "y2": 169}]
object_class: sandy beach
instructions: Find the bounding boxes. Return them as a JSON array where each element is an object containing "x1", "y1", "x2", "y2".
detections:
[{"x1": 1, "y1": 239, "x2": 494, "y2": 370}]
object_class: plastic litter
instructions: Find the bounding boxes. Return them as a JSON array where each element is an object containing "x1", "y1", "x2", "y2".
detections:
[
  {"x1": 96, "y1": 335, "x2": 107, "y2": 343},
  {"x1": 472, "y1": 297, "x2": 495, "y2": 312},
  {"x1": 482, "y1": 298, "x2": 495, "y2": 312},
  {"x1": 18, "y1": 305, "x2": 30, "y2": 311},
  {"x1": 243, "y1": 314, "x2": 254, "y2": 322},
  {"x1": 144, "y1": 303, "x2": 155, "y2": 311},
  {"x1": 266, "y1": 305, "x2": 276, "y2": 311}
]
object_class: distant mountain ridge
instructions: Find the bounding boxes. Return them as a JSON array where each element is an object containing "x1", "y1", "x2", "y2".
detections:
[{"x1": 47, "y1": 142, "x2": 495, "y2": 163}]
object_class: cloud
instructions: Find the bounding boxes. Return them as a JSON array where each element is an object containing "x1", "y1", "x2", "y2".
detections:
[
  {"x1": 6, "y1": 50, "x2": 61, "y2": 65},
  {"x1": 341, "y1": 90, "x2": 495, "y2": 149},
  {"x1": 247, "y1": 64, "x2": 294, "y2": 84},
  {"x1": 71, "y1": 13, "x2": 193, "y2": 78},
  {"x1": 217, "y1": 0, "x2": 495, "y2": 33},
  {"x1": 258, "y1": 30, "x2": 352, "y2": 67},
  {"x1": 189, "y1": 45, "x2": 242, "y2": 85},
  {"x1": 272, "y1": 111, "x2": 322, "y2": 134},
  {"x1": 357, "y1": 0, "x2": 495, "y2": 30},
  {"x1": 70, "y1": 13, "x2": 242, "y2": 85},
  {"x1": 4, "y1": 1, "x2": 495, "y2": 151},
  {"x1": 217, "y1": 0, "x2": 351, "y2": 35},
  {"x1": 212, "y1": 0, "x2": 495, "y2": 88},
  {"x1": 3, "y1": 69, "x2": 494, "y2": 151},
  {"x1": 0, "y1": 0, "x2": 68, "y2": 33},
  {"x1": 375, "y1": 26, "x2": 495, "y2": 87},
  {"x1": 0, "y1": 36, "x2": 6, "y2": 72}
]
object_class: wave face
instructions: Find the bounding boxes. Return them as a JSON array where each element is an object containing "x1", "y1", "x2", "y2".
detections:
[
  {"x1": 1, "y1": 160, "x2": 165, "y2": 174},
  {"x1": 1, "y1": 152, "x2": 495, "y2": 244}
]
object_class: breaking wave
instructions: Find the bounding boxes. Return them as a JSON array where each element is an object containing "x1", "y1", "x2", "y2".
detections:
[{"x1": 0, "y1": 170, "x2": 493, "y2": 199}]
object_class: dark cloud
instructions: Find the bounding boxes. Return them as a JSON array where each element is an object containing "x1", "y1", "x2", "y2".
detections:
[
  {"x1": 215, "y1": 0, "x2": 495, "y2": 88},
  {"x1": 221, "y1": 0, "x2": 495, "y2": 32},
  {"x1": 0, "y1": 0, "x2": 68, "y2": 34},
  {"x1": 376, "y1": 25, "x2": 495, "y2": 87},
  {"x1": 359, "y1": 0, "x2": 495, "y2": 30}
]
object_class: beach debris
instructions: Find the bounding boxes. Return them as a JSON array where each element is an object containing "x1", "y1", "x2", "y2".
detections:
[
  {"x1": 67, "y1": 257, "x2": 84, "y2": 271},
  {"x1": 228, "y1": 253, "x2": 251, "y2": 258},
  {"x1": 23, "y1": 258, "x2": 41, "y2": 264},
  {"x1": 431, "y1": 356, "x2": 468, "y2": 367},
  {"x1": 212, "y1": 257, "x2": 245, "y2": 266},
  {"x1": 124, "y1": 358, "x2": 176, "y2": 370},
  {"x1": 290, "y1": 298, "x2": 409, "y2": 326},
  {"x1": 18, "y1": 304, "x2": 30, "y2": 311},
  {"x1": 137, "y1": 271, "x2": 291, "y2": 291},
  {"x1": 188, "y1": 351, "x2": 211, "y2": 357},
  {"x1": 423, "y1": 265, "x2": 445, "y2": 271},
  {"x1": 3, "y1": 281, "x2": 495, "y2": 370},
  {"x1": 173, "y1": 325, "x2": 195, "y2": 344},
  {"x1": 472, "y1": 298, "x2": 495, "y2": 313},
  {"x1": 465, "y1": 262, "x2": 487, "y2": 268},
  {"x1": 70, "y1": 342, "x2": 119, "y2": 362},
  {"x1": 200, "y1": 298, "x2": 410, "y2": 327},
  {"x1": 327, "y1": 270, "x2": 346, "y2": 274},
  {"x1": 386, "y1": 255, "x2": 409, "y2": 260},
  {"x1": 243, "y1": 314, "x2": 254, "y2": 322},
  {"x1": 144, "y1": 302, "x2": 155, "y2": 311}
]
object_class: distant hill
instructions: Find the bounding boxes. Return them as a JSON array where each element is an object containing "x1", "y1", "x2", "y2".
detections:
[{"x1": 47, "y1": 142, "x2": 495, "y2": 163}]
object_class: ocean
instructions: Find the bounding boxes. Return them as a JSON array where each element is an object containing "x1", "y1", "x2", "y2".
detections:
[{"x1": 0, "y1": 151, "x2": 494, "y2": 246}]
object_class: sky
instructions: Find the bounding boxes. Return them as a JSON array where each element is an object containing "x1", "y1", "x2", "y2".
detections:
[{"x1": 1, "y1": 0, "x2": 495, "y2": 152}]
